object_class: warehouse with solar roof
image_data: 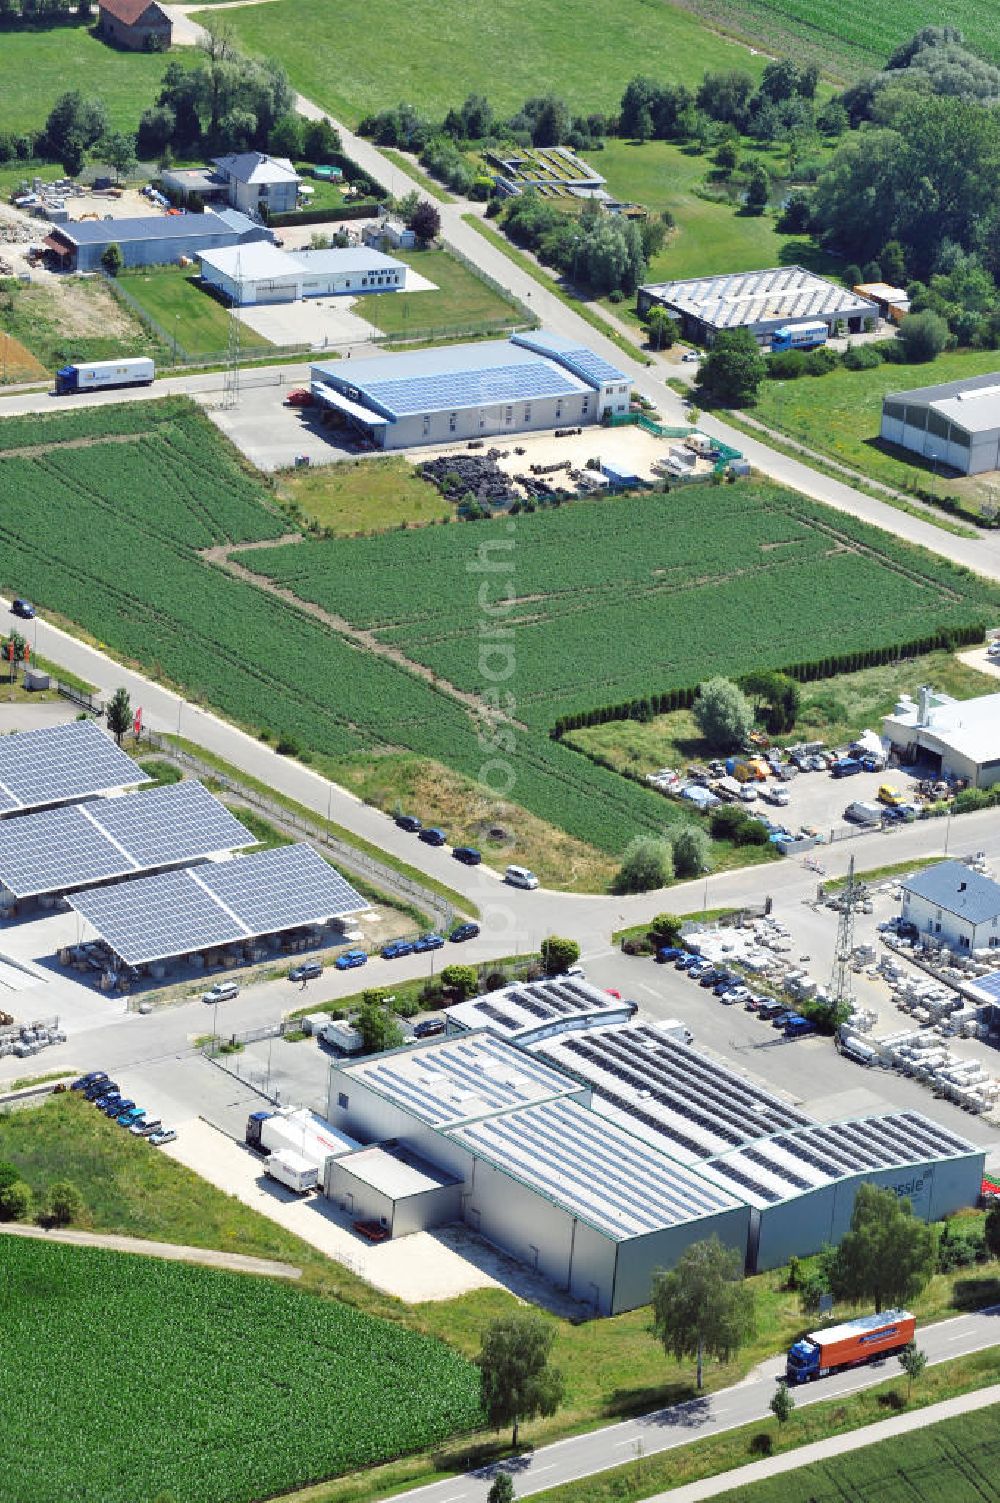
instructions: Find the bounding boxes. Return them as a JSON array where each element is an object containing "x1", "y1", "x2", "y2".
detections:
[{"x1": 309, "y1": 329, "x2": 631, "y2": 449}]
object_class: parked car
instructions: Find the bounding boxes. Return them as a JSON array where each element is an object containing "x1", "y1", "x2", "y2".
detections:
[
  {"x1": 130, "y1": 1118, "x2": 161, "y2": 1137},
  {"x1": 413, "y1": 932, "x2": 444, "y2": 952},
  {"x1": 94, "y1": 1091, "x2": 123, "y2": 1110},
  {"x1": 382, "y1": 939, "x2": 415, "y2": 960},
  {"x1": 105, "y1": 1097, "x2": 134, "y2": 1117},
  {"x1": 117, "y1": 1107, "x2": 145, "y2": 1127},
  {"x1": 699, "y1": 968, "x2": 722, "y2": 987},
  {"x1": 395, "y1": 814, "x2": 422, "y2": 832},
  {"x1": 288, "y1": 960, "x2": 323, "y2": 982},
  {"x1": 878, "y1": 783, "x2": 906, "y2": 807},
  {"x1": 413, "y1": 1018, "x2": 446, "y2": 1039},
  {"x1": 655, "y1": 947, "x2": 682, "y2": 963},
  {"x1": 72, "y1": 1071, "x2": 108, "y2": 1091},
  {"x1": 10, "y1": 598, "x2": 34, "y2": 619},
  {"x1": 674, "y1": 954, "x2": 696, "y2": 970},
  {"x1": 771, "y1": 1011, "x2": 797, "y2": 1028},
  {"x1": 713, "y1": 975, "x2": 739, "y2": 995},
  {"x1": 758, "y1": 1001, "x2": 786, "y2": 1020},
  {"x1": 148, "y1": 1128, "x2": 177, "y2": 1146},
  {"x1": 723, "y1": 986, "x2": 750, "y2": 1005},
  {"x1": 785, "y1": 1016, "x2": 816, "y2": 1037},
  {"x1": 334, "y1": 948, "x2": 368, "y2": 970},
  {"x1": 285, "y1": 388, "x2": 314, "y2": 407},
  {"x1": 452, "y1": 846, "x2": 482, "y2": 865},
  {"x1": 505, "y1": 865, "x2": 539, "y2": 889},
  {"x1": 418, "y1": 827, "x2": 447, "y2": 847},
  {"x1": 449, "y1": 922, "x2": 480, "y2": 943},
  {"x1": 202, "y1": 980, "x2": 239, "y2": 1004},
  {"x1": 87, "y1": 1080, "x2": 118, "y2": 1101}
]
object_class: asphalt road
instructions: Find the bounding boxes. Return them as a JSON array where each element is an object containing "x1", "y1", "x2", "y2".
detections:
[{"x1": 391, "y1": 1303, "x2": 1000, "y2": 1503}]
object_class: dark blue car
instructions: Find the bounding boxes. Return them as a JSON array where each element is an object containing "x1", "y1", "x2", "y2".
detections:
[
  {"x1": 382, "y1": 939, "x2": 415, "y2": 960},
  {"x1": 655, "y1": 947, "x2": 682, "y2": 964},
  {"x1": 395, "y1": 814, "x2": 422, "y2": 832},
  {"x1": 452, "y1": 846, "x2": 482, "y2": 865},
  {"x1": 413, "y1": 933, "x2": 445, "y2": 952},
  {"x1": 418, "y1": 827, "x2": 447, "y2": 847},
  {"x1": 334, "y1": 949, "x2": 367, "y2": 971},
  {"x1": 72, "y1": 1071, "x2": 108, "y2": 1092},
  {"x1": 450, "y1": 922, "x2": 480, "y2": 943}
]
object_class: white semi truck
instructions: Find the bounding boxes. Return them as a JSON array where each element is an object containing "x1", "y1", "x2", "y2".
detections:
[{"x1": 264, "y1": 1149, "x2": 318, "y2": 1194}]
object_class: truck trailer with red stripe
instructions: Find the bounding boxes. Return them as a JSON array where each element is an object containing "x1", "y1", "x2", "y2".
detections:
[{"x1": 785, "y1": 1310, "x2": 916, "y2": 1383}]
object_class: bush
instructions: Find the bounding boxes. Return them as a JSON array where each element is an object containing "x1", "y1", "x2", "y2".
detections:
[
  {"x1": 671, "y1": 824, "x2": 711, "y2": 877},
  {"x1": 803, "y1": 346, "x2": 838, "y2": 375},
  {"x1": 614, "y1": 836, "x2": 674, "y2": 893},
  {"x1": 767, "y1": 350, "x2": 806, "y2": 379},
  {"x1": 0, "y1": 1176, "x2": 33, "y2": 1223},
  {"x1": 693, "y1": 677, "x2": 753, "y2": 751},
  {"x1": 37, "y1": 1180, "x2": 83, "y2": 1229},
  {"x1": 842, "y1": 343, "x2": 882, "y2": 370},
  {"x1": 898, "y1": 309, "x2": 949, "y2": 362},
  {"x1": 440, "y1": 963, "x2": 479, "y2": 999},
  {"x1": 540, "y1": 936, "x2": 581, "y2": 975}
]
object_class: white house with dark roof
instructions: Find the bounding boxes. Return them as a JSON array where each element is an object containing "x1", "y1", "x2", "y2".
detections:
[
  {"x1": 212, "y1": 153, "x2": 301, "y2": 217},
  {"x1": 900, "y1": 860, "x2": 1000, "y2": 952}
]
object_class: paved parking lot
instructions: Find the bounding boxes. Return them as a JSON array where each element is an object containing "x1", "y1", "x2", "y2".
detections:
[
  {"x1": 747, "y1": 764, "x2": 923, "y2": 840},
  {"x1": 201, "y1": 370, "x2": 373, "y2": 470}
]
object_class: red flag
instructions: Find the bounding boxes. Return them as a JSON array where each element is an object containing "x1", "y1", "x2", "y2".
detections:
[{"x1": 133, "y1": 707, "x2": 143, "y2": 737}]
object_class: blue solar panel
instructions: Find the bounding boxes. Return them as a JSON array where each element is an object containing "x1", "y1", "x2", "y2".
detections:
[
  {"x1": 975, "y1": 970, "x2": 1000, "y2": 1001},
  {"x1": 362, "y1": 361, "x2": 581, "y2": 417},
  {"x1": 0, "y1": 719, "x2": 146, "y2": 814}
]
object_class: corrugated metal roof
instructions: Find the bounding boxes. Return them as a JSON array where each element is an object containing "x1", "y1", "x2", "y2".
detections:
[
  {"x1": 512, "y1": 329, "x2": 626, "y2": 385},
  {"x1": 901, "y1": 860, "x2": 1000, "y2": 925},
  {"x1": 642, "y1": 266, "x2": 876, "y2": 331},
  {"x1": 199, "y1": 242, "x2": 299, "y2": 281},
  {"x1": 448, "y1": 1097, "x2": 743, "y2": 1238},
  {"x1": 56, "y1": 211, "x2": 238, "y2": 247}
]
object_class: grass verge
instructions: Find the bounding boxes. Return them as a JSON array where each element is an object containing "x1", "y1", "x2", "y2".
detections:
[
  {"x1": 822, "y1": 856, "x2": 942, "y2": 892},
  {"x1": 380, "y1": 148, "x2": 454, "y2": 203},
  {"x1": 116, "y1": 266, "x2": 274, "y2": 361}
]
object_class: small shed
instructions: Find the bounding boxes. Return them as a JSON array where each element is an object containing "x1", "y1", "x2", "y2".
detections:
[{"x1": 325, "y1": 1142, "x2": 462, "y2": 1236}]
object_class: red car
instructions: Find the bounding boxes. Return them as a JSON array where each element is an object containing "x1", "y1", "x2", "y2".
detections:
[{"x1": 285, "y1": 389, "x2": 315, "y2": 407}]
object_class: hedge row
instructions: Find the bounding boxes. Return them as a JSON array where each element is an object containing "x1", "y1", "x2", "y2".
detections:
[
  {"x1": 268, "y1": 201, "x2": 382, "y2": 227},
  {"x1": 550, "y1": 623, "x2": 985, "y2": 740}
]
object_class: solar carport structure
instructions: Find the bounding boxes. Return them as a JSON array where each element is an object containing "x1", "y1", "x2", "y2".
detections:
[
  {"x1": 0, "y1": 781, "x2": 255, "y2": 902},
  {"x1": 69, "y1": 843, "x2": 367, "y2": 969},
  {"x1": 0, "y1": 719, "x2": 147, "y2": 816},
  {"x1": 696, "y1": 1113, "x2": 984, "y2": 1272}
]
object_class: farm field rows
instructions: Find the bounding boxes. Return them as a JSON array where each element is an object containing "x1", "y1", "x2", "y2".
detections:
[
  {"x1": 714, "y1": 1402, "x2": 1000, "y2": 1503},
  {"x1": 1, "y1": 1237, "x2": 481, "y2": 1503},
  {"x1": 199, "y1": 0, "x2": 767, "y2": 126},
  {"x1": 751, "y1": 348, "x2": 1000, "y2": 514},
  {"x1": 245, "y1": 484, "x2": 999, "y2": 730}
]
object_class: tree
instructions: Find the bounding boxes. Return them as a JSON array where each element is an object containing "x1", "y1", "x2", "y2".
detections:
[
  {"x1": 302, "y1": 115, "x2": 341, "y2": 161},
  {"x1": 43, "y1": 90, "x2": 108, "y2": 165},
  {"x1": 614, "y1": 836, "x2": 673, "y2": 894},
  {"x1": 409, "y1": 199, "x2": 440, "y2": 244},
  {"x1": 646, "y1": 306, "x2": 679, "y2": 350},
  {"x1": 699, "y1": 327, "x2": 766, "y2": 406},
  {"x1": 984, "y1": 1204, "x2": 1000, "y2": 1258},
  {"x1": 652, "y1": 1236, "x2": 756, "y2": 1390},
  {"x1": 440, "y1": 963, "x2": 479, "y2": 999},
  {"x1": 693, "y1": 677, "x2": 754, "y2": 751},
  {"x1": 269, "y1": 113, "x2": 303, "y2": 158},
  {"x1": 0, "y1": 1175, "x2": 33, "y2": 1223},
  {"x1": 648, "y1": 912, "x2": 684, "y2": 947},
  {"x1": 745, "y1": 163, "x2": 770, "y2": 214},
  {"x1": 356, "y1": 993, "x2": 403, "y2": 1054},
  {"x1": 38, "y1": 1179, "x2": 83, "y2": 1229},
  {"x1": 769, "y1": 1383, "x2": 795, "y2": 1426},
  {"x1": 898, "y1": 1342, "x2": 927, "y2": 1401},
  {"x1": 137, "y1": 104, "x2": 176, "y2": 158},
  {"x1": 829, "y1": 1184, "x2": 937, "y2": 1313},
  {"x1": 715, "y1": 139, "x2": 739, "y2": 174},
  {"x1": 672, "y1": 824, "x2": 711, "y2": 878},
  {"x1": 100, "y1": 131, "x2": 138, "y2": 183},
  {"x1": 487, "y1": 1473, "x2": 514, "y2": 1503},
  {"x1": 898, "y1": 309, "x2": 949, "y2": 361},
  {"x1": 106, "y1": 686, "x2": 132, "y2": 744},
  {"x1": 477, "y1": 1313, "x2": 565, "y2": 1447},
  {"x1": 541, "y1": 936, "x2": 580, "y2": 975},
  {"x1": 100, "y1": 242, "x2": 123, "y2": 277},
  {"x1": 776, "y1": 191, "x2": 811, "y2": 234}
]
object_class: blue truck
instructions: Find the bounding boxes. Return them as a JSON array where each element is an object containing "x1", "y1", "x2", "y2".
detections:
[{"x1": 831, "y1": 757, "x2": 862, "y2": 778}]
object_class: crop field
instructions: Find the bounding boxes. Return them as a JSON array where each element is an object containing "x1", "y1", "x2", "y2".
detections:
[
  {"x1": 203, "y1": 0, "x2": 767, "y2": 126},
  {"x1": 2, "y1": 1238, "x2": 481, "y2": 1503},
  {"x1": 714, "y1": 1402, "x2": 1000, "y2": 1503},
  {"x1": 751, "y1": 348, "x2": 1000, "y2": 515},
  {"x1": 245, "y1": 484, "x2": 999, "y2": 730}
]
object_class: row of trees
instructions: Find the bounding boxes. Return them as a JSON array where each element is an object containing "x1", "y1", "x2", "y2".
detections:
[
  {"x1": 614, "y1": 826, "x2": 711, "y2": 893},
  {"x1": 500, "y1": 192, "x2": 653, "y2": 298},
  {"x1": 0, "y1": 1159, "x2": 83, "y2": 1228}
]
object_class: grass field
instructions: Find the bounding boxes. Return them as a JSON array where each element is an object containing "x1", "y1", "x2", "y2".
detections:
[
  {"x1": 360, "y1": 249, "x2": 524, "y2": 338},
  {"x1": 713, "y1": 1402, "x2": 1000, "y2": 1503},
  {"x1": 0, "y1": 275, "x2": 159, "y2": 374},
  {"x1": 2, "y1": 1237, "x2": 481, "y2": 1503},
  {"x1": 566, "y1": 650, "x2": 1000, "y2": 777},
  {"x1": 115, "y1": 267, "x2": 273, "y2": 361},
  {"x1": 203, "y1": 0, "x2": 767, "y2": 126},
  {"x1": 277, "y1": 455, "x2": 453, "y2": 534},
  {"x1": 0, "y1": 24, "x2": 186, "y2": 137},
  {"x1": 1, "y1": 397, "x2": 997, "y2": 873},
  {"x1": 589, "y1": 138, "x2": 841, "y2": 287},
  {"x1": 752, "y1": 348, "x2": 1000, "y2": 515}
]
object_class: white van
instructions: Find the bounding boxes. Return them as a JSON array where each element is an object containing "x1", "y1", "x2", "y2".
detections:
[
  {"x1": 202, "y1": 980, "x2": 240, "y2": 1004},
  {"x1": 505, "y1": 865, "x2": 539, "y2": 890}
]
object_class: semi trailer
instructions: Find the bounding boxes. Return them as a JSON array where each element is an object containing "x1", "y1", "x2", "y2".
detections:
[
  {"x1": 246, "y1": 1107, "x2": 360, "y2": 1170},
  {"x1": 264, "y1": 1149, "x2": 318, "y2": 1194},
  {"x1": 785, "y1": 1309, "x2": 915, "y2": 1383},
  {"x1": 55, "y1": 357, "x2": 155, "y2": 395}
]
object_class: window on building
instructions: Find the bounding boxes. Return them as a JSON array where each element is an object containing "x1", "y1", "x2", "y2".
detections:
[
  {"x1": 959, "y1": 934, "x2": 970, "y2": 948},
  {"x1": 903, "y1": 404, "x2": 927, "y2": 429},
  {"x1": 927, "y1": 408, "x2": 950, "y2": 441},
  {"x1": 883, "y1": 400, "x2": 905, "y2": 422},
  {"x1": 619, "y1": 383, "x2": 628, "y2": 394},
  {"x1": 555, "y1": 401, "x2": 563, "y2": 419},
  {"x1": 505, "y1": 406, "x2": 513, "y2": 423},
  {"x1": 950, "y1": 424, "x2": 970, "y2": 448},
  {"x1": 581, "y1": 396, "x2": 590, "y2": 415},
  {"x1": 423, "y1": 414, "x2": 431, "y2": 436},
  {"x1": 337, "y1": 1093, "x2": 348, "y2": 1110},
  {"x1": 524, "y1": 404, "x2": 531, "y2": 421},
  {"x1": 449, "y1": 412, "x2": 457, "y2": 432},
  {"x1": 362, "y1": 277, "x2": 368, "y2": 287}
]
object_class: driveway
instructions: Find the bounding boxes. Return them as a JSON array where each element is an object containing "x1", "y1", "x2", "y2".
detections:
[{"x1": 237, "y1": 295, "x2": 379, "y2": 349}]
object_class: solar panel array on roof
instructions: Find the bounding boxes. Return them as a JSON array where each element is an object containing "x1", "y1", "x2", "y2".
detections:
[
  {"x1": 344, "y1": 1032, "x2": 577, "y2": 1127},
  {"x1": 448, "y1": 977, "x2": 626, "y2": 1040},
  {"x1": 68, "y1": 843, "x2": 366, "y2": 966},
  {"x1": 0, "y1": 781, "x2": 255, "y2": 900},
  {"x1": 0, "y1": 719, "x2": 146, "y2": 816},
  {"x1": 642, "y1": 266, "x2": 875, "y2": 332},
  {"x1": 448, "y1": 1097, "x2": 742, "y2": 1238},
  {"x1": 361, "y1": 362, "x2": 582, "y2": 418},
  {"x1": 532, "y1": 1023, "x2": 813, "y2": 1162}
]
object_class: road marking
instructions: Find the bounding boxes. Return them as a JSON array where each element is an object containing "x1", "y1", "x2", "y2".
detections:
[{"x1": 529, "y1": 1466, "x2": 555, "y2": 1474}]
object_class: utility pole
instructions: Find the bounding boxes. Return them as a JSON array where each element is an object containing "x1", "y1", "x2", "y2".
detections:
[
  {"x1": 830, "y1": 854, "x2": 859, "y2": 1012},
  {"x1": 222, "y1": 248, "x2": 242, "y2": 409}
]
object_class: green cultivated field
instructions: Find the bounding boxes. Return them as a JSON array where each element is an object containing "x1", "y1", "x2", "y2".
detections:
[
  {"x1": 0, "y1": 25, "x2": 187, "y2": 137},
  {"x1": 2, "y1": 1238, "x2": 481, "y2": 1503},
  {"x1": 202, "y1": 0, "x2": 767, "y2": 125},
  {"x1": 714, "y1": 1402, "x2": 1000, "y2": 1503},
  {"x1": 752, "y1": 348, "x2": 1000, "y2": 513},
  {"x1": 116, "y1": 267, "x2": 272, "y2": 361},
  {"x1": 362, "y1": 249, "x2": 524, "y2": 339},
  {"x1": 1, "y1": 399, "x2": 997, "y2": 863}
]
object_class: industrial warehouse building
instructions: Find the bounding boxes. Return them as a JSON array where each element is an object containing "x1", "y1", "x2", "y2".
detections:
[
  {"x1": 880, "y1": 372, "x2": 1000, "y2": 476},
  {"x1": 310, "y1": 330, "x2": 631, "y2": 450},
  {"x1": 326, "y1": 991, "x2": 983, "y2": 1310},
  {"x1": 900, "y1": 860, "x2": 1000, "y2": 953},
  {"x1": 637, "y1": 266, "x2": 878, "y2": 346},
  {"x1": 45, "y1": 209, "x2": 270, "y2": 272},
  {"x1": 198, "y1": 243, "x2": 407, "y2": 306},
  {"x1": 883, "y1": 685, "x2": 1000, "y2": 789}
]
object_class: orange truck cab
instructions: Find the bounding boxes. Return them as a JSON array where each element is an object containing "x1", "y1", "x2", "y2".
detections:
[{"x1": 785, "y1": 1309, "x2": 915, "y2": 1383}]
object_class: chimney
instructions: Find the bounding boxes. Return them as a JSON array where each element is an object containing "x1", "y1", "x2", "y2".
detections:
[{"x1": 959, "y1": 881, "x2": 967, "y2": 893}]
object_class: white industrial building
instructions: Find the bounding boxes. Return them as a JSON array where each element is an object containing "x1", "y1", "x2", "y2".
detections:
[
  {"x1": 325, "y1": 991, "x2": 984, "y2": 1309},
  {"x1": 199, "y1": 242, "x2": 407, "y2": 306},
  {"x1": 637, "y1": 266, "x2": 878, "y2": 346},
  {"x1": 445, "y1": 976, "x2": 636, "y2": 1045},
  {"x1": 881, "y1": 373, "x2": 1000, "y2": 476},
  {"x1": 883, "y1": 685, "x2": 1000, "y2": 789},
  {"x1": 309, "y1": 330, "x2": 631, "y2": 450},
  {"x1": 900, "y1": 860, "x2": 1000, "y2": 953}
]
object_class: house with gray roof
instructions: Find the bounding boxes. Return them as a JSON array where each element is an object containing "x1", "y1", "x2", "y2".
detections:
[
  {"x1": 900, "y1": 860, "x2": 1000, "y2": 952},
  {"x1": 212, "y1": 152, "x2": 301, "y2": 217}
]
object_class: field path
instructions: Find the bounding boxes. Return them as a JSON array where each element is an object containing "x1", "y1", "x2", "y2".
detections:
[
  {"x1": 204, "y1": 542, "x2": 530, "y2": 730},
  {"x1": 0, "y1": 1221, "x2": 302, "y2": 1278}
]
